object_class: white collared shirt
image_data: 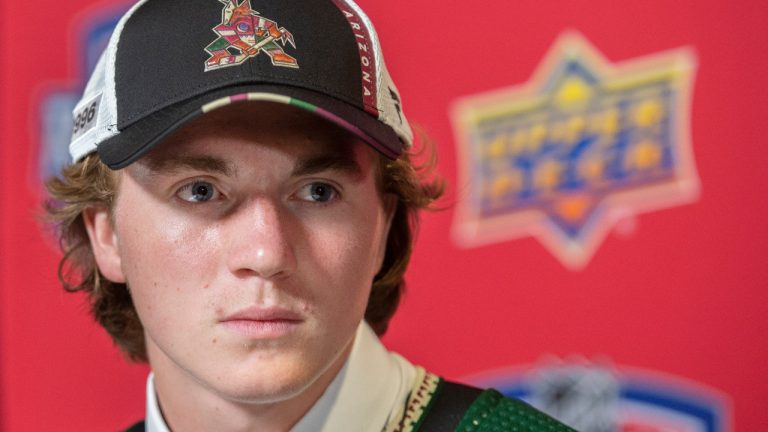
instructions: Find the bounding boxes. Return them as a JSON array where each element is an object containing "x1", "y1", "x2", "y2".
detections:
[{"x1": 146, "y1": 321, "x2": 419, "y2": 432}]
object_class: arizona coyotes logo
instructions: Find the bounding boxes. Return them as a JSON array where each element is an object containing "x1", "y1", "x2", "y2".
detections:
[{"x1": 205, "y1": 0, "x2": 298, "y2": 71}]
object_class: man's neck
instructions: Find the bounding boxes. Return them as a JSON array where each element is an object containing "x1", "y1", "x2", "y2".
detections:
[{"x1": 148, "y1": 343, "x2": 352, "y2": 432}]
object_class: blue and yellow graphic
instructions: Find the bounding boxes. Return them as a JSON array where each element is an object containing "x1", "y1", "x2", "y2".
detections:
[{"x1": 451, "y1": 32, "x2": 699, "y2": 269}]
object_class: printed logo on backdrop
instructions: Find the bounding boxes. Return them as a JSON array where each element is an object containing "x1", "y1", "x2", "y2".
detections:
[
  {"x1": 466, "y1": 358, "x2": 729, "y2": 432},
  {"x1": 450, "y1": 31, "x2": 699, "y2": 269},
  {"x1": 37, "y1": 3, "x2": 130, "y2": 183}
]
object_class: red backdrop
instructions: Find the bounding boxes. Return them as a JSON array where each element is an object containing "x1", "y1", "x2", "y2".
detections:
[{"x1": 2, "y1": 0, "x2": 767, "y2": 430}]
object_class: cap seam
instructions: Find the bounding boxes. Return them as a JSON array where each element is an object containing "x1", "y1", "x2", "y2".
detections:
[{"x1": 118, "y1": 72, "x2": 379, "y2": 127}]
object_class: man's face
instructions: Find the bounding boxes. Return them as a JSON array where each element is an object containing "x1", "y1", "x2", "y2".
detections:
[{"x1": 90, "y1": 102, "x2": 393, "y2": 404}]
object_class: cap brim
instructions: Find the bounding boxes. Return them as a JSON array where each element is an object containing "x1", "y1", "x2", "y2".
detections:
[{"x1": 97, "y1": 84, "x2": 402, "y2": 169}]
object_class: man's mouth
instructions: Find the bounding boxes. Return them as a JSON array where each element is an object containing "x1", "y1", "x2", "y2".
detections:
[{"x1": 219, "y1": 306, "x2": 304, "y2": 338}]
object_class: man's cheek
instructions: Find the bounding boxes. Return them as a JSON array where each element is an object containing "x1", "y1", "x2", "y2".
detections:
[{"x1": 135, "y1": 217, "x2": 219, "y2": 261}]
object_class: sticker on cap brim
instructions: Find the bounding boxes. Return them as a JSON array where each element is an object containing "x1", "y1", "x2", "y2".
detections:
[{"x1": 72, "y1": 93, "x2": 102, "y2": 141}]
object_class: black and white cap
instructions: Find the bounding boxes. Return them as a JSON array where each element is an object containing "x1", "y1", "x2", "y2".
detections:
[{"x1": 69, "y1": 0, "x2": 412, "y2": 169}]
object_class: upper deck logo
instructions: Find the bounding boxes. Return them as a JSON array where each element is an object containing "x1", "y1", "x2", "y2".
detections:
[
  {"x1": 205, "y1": 0, "x2": 298, "y2": 71},
  {"x1": 451, "y1": 32, "x2": 699, "y2": 269}
]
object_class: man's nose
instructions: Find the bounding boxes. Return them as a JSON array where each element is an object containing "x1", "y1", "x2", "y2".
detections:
[{"x1": 226, "y1": 198, "x2": 297, "y2": 280}]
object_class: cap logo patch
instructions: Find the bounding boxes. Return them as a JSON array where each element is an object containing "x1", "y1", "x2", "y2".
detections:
[{"x1": 205, "y1": 0, "x2": 298, "y2": 71}]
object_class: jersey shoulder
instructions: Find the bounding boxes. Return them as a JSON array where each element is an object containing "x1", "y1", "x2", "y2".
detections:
[
  {"x1": 398, "y1": 372, "x2": 576, "y2": 432},
  {"x1": 455, "y1": 388, "x2": 577, "y2": 431}
]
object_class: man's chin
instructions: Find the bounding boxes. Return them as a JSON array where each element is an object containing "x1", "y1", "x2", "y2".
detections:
[{"x1": 204, "y1": 363, "x2": 326, "y2": 405}]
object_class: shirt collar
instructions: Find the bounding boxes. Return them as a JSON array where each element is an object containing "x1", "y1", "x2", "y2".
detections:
[
  {"x1": 145, "y1": 373, "x2": 169, "y2": 432},
  {"x1": 145, "y1": 321, "x2": 417, "y2": 432}
]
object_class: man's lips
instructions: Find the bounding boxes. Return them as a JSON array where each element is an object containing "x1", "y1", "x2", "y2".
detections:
[
  {"x1": 221, "y1": 306, "x2": 304, "y2": 322},
  {"x1": 219, "y1": 306, "x2": 304, "y2": 338}
]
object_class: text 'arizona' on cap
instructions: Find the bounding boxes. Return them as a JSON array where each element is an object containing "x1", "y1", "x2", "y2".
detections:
[{"x1": 69, "y1": 0, "x2": 413, "y2": 169}]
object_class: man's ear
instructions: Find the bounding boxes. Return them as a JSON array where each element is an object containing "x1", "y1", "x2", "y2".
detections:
[{"x1": 83, "y1": 207, "x2": 126, "y2": 283}]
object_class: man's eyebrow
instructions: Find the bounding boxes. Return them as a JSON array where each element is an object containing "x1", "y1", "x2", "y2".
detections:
[
  {"x1": 144, "y1": 155, "x2": 236, "y2": 176},
  {"x1": 291, "y1": 153, "x2": 364, "y2": 179}
]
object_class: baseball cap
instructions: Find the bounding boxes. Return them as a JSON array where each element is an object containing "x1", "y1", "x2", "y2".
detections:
[{"x1": 69, "y1": 0, "x2": 413, "y2": 169}]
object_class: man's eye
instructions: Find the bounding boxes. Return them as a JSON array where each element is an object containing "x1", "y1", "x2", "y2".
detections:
[
  {"x1": 177, "y1": 181, "x2": 220, "y2": 203},
  {"x1": 297, "y1": 182, "x2": 338, "y2": 203}
]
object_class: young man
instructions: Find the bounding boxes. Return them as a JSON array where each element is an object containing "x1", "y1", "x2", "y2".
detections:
[{"x1": 47, "y1": 0, "x2": 575, "y2": 430}]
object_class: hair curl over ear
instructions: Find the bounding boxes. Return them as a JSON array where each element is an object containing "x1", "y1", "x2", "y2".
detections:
[
  {"x1": 366, "y1": 131, "x2": 445, "y2": 335},
  {"x1": 45, "y1": 155, "x2": 146, "y2": 361}
]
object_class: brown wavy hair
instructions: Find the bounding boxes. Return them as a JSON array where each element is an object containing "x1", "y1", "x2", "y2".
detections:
[{"x1": 45, "y1": 134, "x2": 444, "y2": 362}]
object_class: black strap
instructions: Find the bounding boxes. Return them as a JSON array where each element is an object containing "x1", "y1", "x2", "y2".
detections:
[
  {"x1": 124, "y1": 420, "x2": 145, "y2": 432},
  {"x1": 417, "y1": 380, "x2": 483, "y2": 432}
]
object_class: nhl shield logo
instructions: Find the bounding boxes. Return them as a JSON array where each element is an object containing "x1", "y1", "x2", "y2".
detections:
[
  {"x1": 205, "y1": 0, "x2": 298, "y2": 71},
  {"x1": 467, "y1": 359, "x2": 730, "y2": 432},
  {"x1": 451, "y1": 31, "x2": 699, "y2": 269}
]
